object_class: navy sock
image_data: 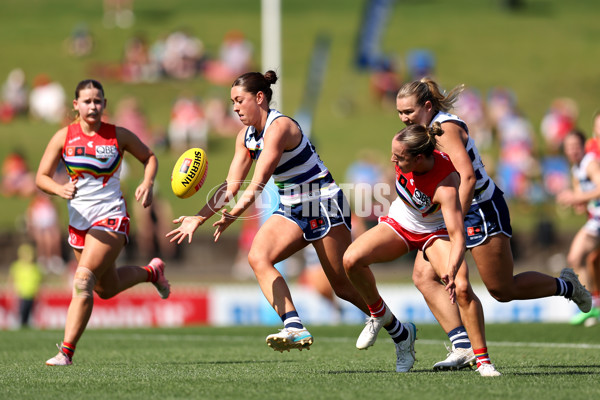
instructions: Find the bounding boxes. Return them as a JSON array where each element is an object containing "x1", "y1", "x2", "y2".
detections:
[
  {"x1": 281, "y1": 311, "x2": 304, "y2": 329},
  {"x1": 448, "y1": 326, "x2": 471, "y2": 349},
  {"x1": 555, "y1": 278, "x2": 574, "y2": 298},
  {"x1": 385, "y1": 316, "x2": 408, "y2": 344}
]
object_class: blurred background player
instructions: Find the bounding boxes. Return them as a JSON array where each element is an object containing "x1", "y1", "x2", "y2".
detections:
[
  {"x1": 558, "y1": 129, "x2": 600, "y2": 326},
  {"x1": 36, "y1": 79, "x2": 169, "y2": 366},
  {"x1": 579, "y1": 110, "x2": 600, "y2": 325}
]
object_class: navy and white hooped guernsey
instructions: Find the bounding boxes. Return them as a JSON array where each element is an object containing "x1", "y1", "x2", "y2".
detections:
[
  {"x1": 430, "y1": 111, "x2": 495, "y2": 204},
  {"x1": 244, "y1": 109, "x2": 339, "y2": 206}
]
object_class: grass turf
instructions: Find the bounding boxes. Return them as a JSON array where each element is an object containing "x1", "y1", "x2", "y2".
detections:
[{"x1": 1, "y1": 323, "x2": 599, "y2": 399}]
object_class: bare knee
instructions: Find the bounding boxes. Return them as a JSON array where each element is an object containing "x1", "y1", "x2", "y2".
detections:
[
  {"x1": 73, "y1": 267, "x2": 98, "y2": 299},
  {"x1": 487, "y1": 287, "x2": 513, "y2": 303},
  {"x1": 247, "y1": 248, "x2": 262, "y2": 270},
  {"x1": 454, "y1": 279, "x2": 472, "y2": 305},
  {"x1": 412, "y1": 268, "x2": 431, "y2": 292},
  {"x1": 342, "y1": 248, "x2": 362, "y2": 275}
]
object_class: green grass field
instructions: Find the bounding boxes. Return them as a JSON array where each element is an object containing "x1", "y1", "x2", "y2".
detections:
[{"x1": 1, "y1": 324, "x2": 599, "y2": 399}]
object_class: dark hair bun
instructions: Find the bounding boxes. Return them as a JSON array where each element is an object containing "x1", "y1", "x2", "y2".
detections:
[{"x1": 264, "y1": 70, "x2": 278, "y2": 85}]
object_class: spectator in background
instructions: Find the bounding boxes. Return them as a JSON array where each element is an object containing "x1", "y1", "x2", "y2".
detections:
[
  {"x1": 64, "y1": 23, "x2": 94, "y2": 58},
  {"x1": 9, "y1": 243, "x2": 44, "y2": 328},
  {"x1": 114, "y1": 96, "x2": 154, "y2": 146},
  {"x1": 1, "y1": 149, "x2": 36, "y2": 197},
  {"x1": 557, "y1": 129, "x2": 600, "y2": 326},
  {"x1": 454, "y1": 88, "x2": 492, "y2": 152},
  {"x1": 495, "y1": 110, "x2": 539, "y2": 201},
  {"x1": 103, "y1": 0, "x2": 135, "y2": 29},
  {"x1": 541, "y1": 97, "x2": 579, "y2": 154},
  {"x1": 204, "y1": 30, "x2": 254, "y2": 86},
  {"x1": 168, "y1": 93, "x2": 208, "y2": 153},
  {"x1": 369, "y1": 60, "x2": 402, "y2": 109},
  {"x1": 204, "y1": 94, "x2": 244, "y2": 137},
  {"x1": 29, "y1": 74, "x2": 67, "y2": 124},
  {"x1": 1, "y1": 68, "x2": 29, "y2": 122},
  {"x1": 26, "y1": 192, "x2": 64, "y2": 275},
  {"x1": 160, "y1": 30, "x2": 205, "y2": 80},
  {"x1": 405, "y1": 49, "x2": 435, "y2": 80},
  {"x1": 121, "y1": 35, "x2": 159, "y2": 83}
]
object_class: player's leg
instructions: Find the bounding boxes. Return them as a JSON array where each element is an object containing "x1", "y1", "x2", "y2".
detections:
[
  {"x1": 343, "y1": 223, "x2": 417, "y2": 372},
  {"x1": 564, "y1": 228, "x2": 599, "y2": 323},
  {"x1": 425, "y1": 239, "x2": 500, "y2": 377},
  {"x1": 47, "y1": 230, "x2": 124, "y2": 366},
  {"x1": 413, "y1": 250, "x2": 474, "y2": 370},
  {"x1": 248, "y1": 214, "x2": 312, "y2": 351},
  {"x1": 471, "y1": 234, "x2": 557, "y2": 301},
  {"x1": 312, "y1": 224, "x2": 369, "y2": 315}
]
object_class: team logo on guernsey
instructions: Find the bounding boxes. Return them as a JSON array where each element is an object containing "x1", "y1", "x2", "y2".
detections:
[
  {"x1": 95, "y1": 145, "x2": 118, "y2": 159},
  {"x1": 412, "y1": 189, "x2": 430, "y2": 208},
  {"x1": 179, "y1": 158, "x2": 192, "y2": 174},
  {"x1": 66, "y1": 146, "x2": 85, "y2": 157}
]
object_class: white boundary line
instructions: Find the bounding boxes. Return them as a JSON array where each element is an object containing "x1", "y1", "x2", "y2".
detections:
[{"x1": 21, "y1": 331, "x2": 600, "y2": 350}]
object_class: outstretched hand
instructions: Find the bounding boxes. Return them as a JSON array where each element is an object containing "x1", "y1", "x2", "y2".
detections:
[
  {"x1": 212, "y1": 209, "x2": 237, "y2": 242},
  {"x1": 166, "y1": 215, "x2": 205, "y2": 244}
]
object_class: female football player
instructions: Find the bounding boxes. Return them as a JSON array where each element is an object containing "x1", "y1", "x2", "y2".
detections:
[{"x1": 37, "y1": 79, "x2": 168, "y2": 366}]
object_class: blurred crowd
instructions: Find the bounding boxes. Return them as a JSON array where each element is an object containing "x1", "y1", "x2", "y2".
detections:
[{"x1": 2, "y1": 6, "x2": 599, "y2": 328}]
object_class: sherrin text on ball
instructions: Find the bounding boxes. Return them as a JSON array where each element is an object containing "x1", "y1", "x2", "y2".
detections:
[{"x1": 171, "y1": 148, "x2": 208, "y2": 198}]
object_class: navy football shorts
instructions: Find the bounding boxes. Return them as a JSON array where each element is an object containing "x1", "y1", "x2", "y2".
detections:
[
  {"x1": 273, "y1": 190, "x2": 352, "y2": 241},
  {"x1": 464, "y1": 186, "x2": 513, "y2": 248}
]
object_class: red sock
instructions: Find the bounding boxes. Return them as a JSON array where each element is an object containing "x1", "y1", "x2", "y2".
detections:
[
  {"x1": 61, "y1": 341, "x2": 76, "y2": 359},
  {"x1": 143, "y1": 265, "x2": 157, "y2": 283},
  {"x1": 367, "y1": 297, "x2": 387, "y2": 318},
  {"x1": 474, "y1": 347, "x2": 491, "y2": 368}
]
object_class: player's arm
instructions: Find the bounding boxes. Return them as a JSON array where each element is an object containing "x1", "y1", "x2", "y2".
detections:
[
  {"x1": 437, "y1": 122, "x2": 476, "y2": 217},
  {"x1": 35, "y1": 127, "x2": 77, "y2": 200},
  {"x1": 193, "y1": 127, "x2": 254, "y2": 222},
  {"x1": 434, "y1": 172, "x2": 466, "y2": 293},
  {"x1": 558, "y1": 159, "x2": 600, "y2": 206},
  {"x1": 167, "y1": 127, "x2": 253, "y2": 244},
  {"x1": 211, "y1": 118, "x2": 291, "y2": 242},
  {"x1": 225, "y1": 118, "x2": 288, "y2": 219},
  {"x1": 117, "y1": 127, "x2": 158, "y2": 208}
]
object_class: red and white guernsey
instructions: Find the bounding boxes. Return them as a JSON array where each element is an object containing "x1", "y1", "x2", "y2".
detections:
[
  {"x1": 62, "y1": 122, "x2": 127, "y2": 232},
  {"x1": 387, "y1": 150, "x2": 457, "y2": 233}
]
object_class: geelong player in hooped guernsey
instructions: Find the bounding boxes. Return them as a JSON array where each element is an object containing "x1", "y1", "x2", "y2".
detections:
[{"x1": 167, "y1": 70, "x2": 370, "y2": 355}]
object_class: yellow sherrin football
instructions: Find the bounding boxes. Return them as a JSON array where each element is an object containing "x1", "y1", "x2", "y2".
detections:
[{"x1": 171, "y1": 148, "x2": 208, "y2": 199}]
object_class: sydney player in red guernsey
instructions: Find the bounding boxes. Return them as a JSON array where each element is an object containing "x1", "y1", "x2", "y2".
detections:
[
  {"x1": 36, "y1": 79, "x2": 168, "y2": 366},
  {"x1": 343, "y1": 123, "x2": 499, "y2": 375}
]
